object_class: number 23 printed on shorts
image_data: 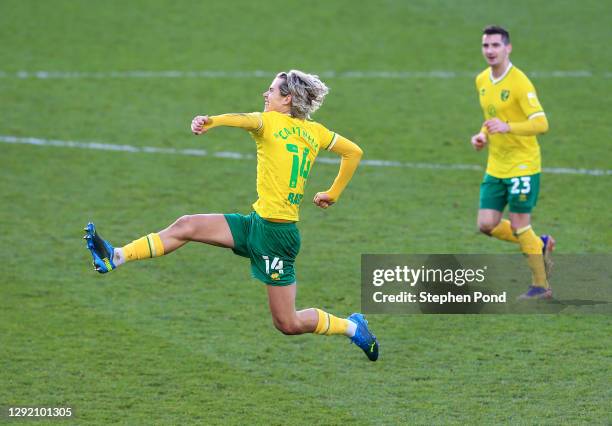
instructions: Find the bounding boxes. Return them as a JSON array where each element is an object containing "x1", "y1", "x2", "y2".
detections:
[{"x1": 510, "y1": 176, "x2": 531, "y2": 194}]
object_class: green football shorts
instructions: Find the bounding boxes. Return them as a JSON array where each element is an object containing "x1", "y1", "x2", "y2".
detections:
[
  {"x1": 224, "y1": 212, "x2": 301, "y2": 286},
  {"x1": 479, "y1": 173, "x2": 541, "y2": 213}
]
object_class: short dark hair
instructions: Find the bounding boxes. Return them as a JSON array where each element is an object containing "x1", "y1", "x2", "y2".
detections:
[{"x1": 483, "y1": 25, "x2": 510, "y2": 45}]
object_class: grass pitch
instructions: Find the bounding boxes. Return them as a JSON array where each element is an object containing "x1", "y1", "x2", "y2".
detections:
[{"x1": 1, "y1": 0, "x2": 611, "y2": 424}]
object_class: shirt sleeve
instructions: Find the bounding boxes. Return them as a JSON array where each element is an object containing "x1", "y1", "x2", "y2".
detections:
[
  {"x1": 517, "y1": 78, "x2": 545, "y2": 119},
  {"x1": 317, "y1": 123, "x2": 339, "y2": 151},
  {"x1": 324, "y1": 135, "x2": 363, "y2": 201},
  {"x1": 509, "y1": 114, "x2": 549, "y2": 136},
  {"x1": 203, "y1": 113, "x2": 263, "y2": 133}
]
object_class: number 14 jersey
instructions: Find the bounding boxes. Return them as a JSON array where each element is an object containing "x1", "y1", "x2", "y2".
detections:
[{"x1": 249, "y1": 111, "x2": 338, "y2": 221}]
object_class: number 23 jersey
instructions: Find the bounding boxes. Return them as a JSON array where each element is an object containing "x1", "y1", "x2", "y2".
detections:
[{"x1": 476, "y1": 64, "x2": 545, "y2": 178}]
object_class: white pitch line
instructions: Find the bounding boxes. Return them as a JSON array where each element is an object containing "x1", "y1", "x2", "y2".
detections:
[
  {"x1": 0, "y1": 70, "x2": 608, "y2": 79},
  {"x1": 1, "y1": 135, "x2": 610, "y2": 177}
]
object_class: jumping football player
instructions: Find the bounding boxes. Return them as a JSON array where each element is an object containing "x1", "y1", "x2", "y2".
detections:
[{"x1": 84, "y1": 70, "x2": 379, "y2": 360}]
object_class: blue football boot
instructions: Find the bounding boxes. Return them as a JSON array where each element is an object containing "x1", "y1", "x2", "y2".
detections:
[
  {"x1": 348, "y1": 313, "x2": 379, "y2": 361},
  {"x1": 517, "y1": 285, "x2": 553, "y2": 300},
  {"x1": 83, "y1": 222, "x2": 116, "y2": 273}
]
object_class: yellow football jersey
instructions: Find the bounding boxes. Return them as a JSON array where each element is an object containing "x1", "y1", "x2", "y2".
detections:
[
  {"x1": 249, "y1": 111, "x2": 337, "y2": 221},
  {"x1": 476, "y1": 64, "x2": 546, "y2": 178}
]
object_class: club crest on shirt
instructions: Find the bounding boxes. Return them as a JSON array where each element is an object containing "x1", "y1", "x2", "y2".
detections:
[
  {"x1": 501, "y1": 90, "x2": 510, "y2": 101},
  {"x1": 480, "y1": 88, "x2": 486, "y2": 96},
  {"x1": 487, "y1": 105, "x2": 496, "y2": 117}
]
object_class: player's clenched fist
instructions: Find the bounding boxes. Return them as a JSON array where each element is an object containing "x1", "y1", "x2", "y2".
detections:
[
  {"x1": 313, "y1": 192, "x2": 335, "y2": 209},
  {"x1": 191, "y1": 115, "x2": 210, "y2": 135},
  {"x1": 470, "y1": 132, "x2": 488, "y2": 151}
]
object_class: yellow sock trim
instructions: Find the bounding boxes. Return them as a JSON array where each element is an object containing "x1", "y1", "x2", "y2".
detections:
[
  {"x1": 313, "y1": 309, "x2": 349, "y2": 336},
  {"x1": 515, "y1": 225, "x2": 533, "y2": 236},
  {"x1": 517, "y1": 227, "x2": 547, "y2": 287},
  {"x1": 490, "y1": 219, "x2": 519, "y2": 243},
  {"x1": 314, "y1": 309, "x2": 329, "y2": 334},
  {"x1": 147, "y1": 233, "x2": 165, "y2": 257},
  {"x1": 122, "y1": 233, "x2": 165, "y2": 262}
]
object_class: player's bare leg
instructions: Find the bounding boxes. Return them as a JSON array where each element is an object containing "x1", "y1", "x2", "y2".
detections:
[
  {"x1": 266, "y1": 284, "x2": 379, "y2": 361},
  {"x1": 84, "y1": 214, "x2": 234, "y2": 272},
  {"x1": 477, "y1": 208, "x2": 503, "y2": 235},
  {"x1": 267, "y1": 284, "x2": 317, "y2": 335},
  {"x1": 478, "y1": 208, "x2": 522, "y2": 243},
  {"x1": 158, "y1": 214, "x2": 234, "y2": 253},
  {"x1": 509, "y1": 212, "x2": 531, "y2": 231}
]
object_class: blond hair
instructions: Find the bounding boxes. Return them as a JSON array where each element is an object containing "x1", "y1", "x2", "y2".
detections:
[{"x1": 277, "y1": 70, "x2": 329, "y2": 119}]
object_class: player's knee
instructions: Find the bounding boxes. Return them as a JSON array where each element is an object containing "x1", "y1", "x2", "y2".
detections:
[
  {"x1": 172, "y1": 215, "x2": 197, "y2": 238},
  {"x1": 478, "y1": 221, "x2": 497, "y2": 235},
  {"x1": 272, "y1": 316, "x2": 302, "y2": 335}
]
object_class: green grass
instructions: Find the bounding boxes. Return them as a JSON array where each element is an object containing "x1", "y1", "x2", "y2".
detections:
[{"x1": 1, "y1": 0, "x2": 611, "y2": 424}]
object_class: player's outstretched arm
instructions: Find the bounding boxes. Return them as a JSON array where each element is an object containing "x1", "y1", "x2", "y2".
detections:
[
  {"x1": 313, "y1": 136, "x2": 363, "y2": 209},
  {"x1": 191, "y1": 113, "x2": 263, "y2": 135}
]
